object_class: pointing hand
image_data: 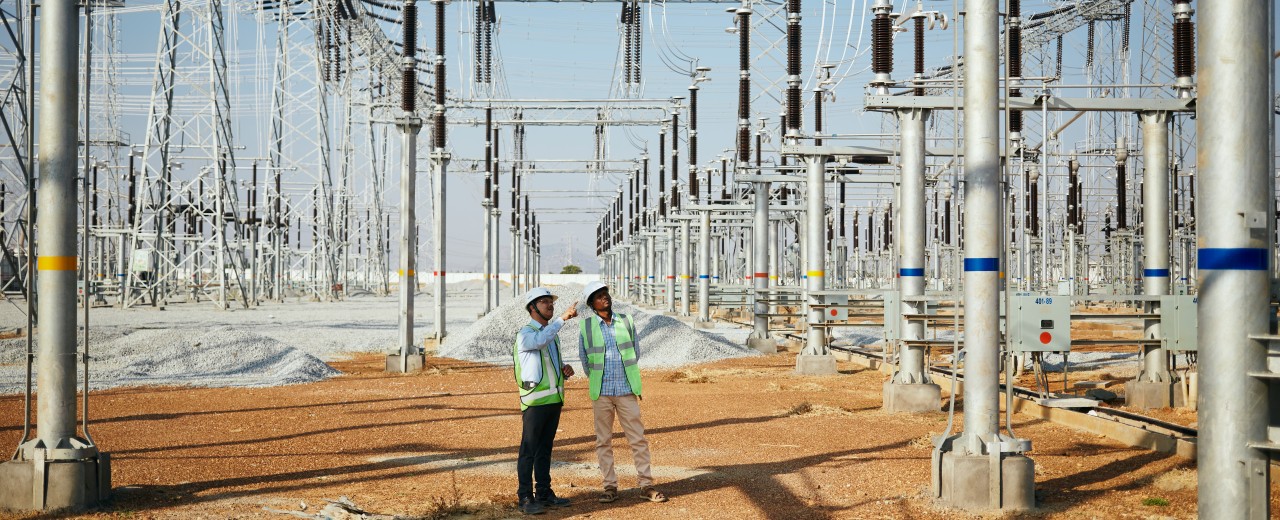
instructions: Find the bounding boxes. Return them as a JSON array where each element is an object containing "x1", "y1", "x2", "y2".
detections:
[{"x1": 561, "y1": 302, "x2": 580, "y2": 321}]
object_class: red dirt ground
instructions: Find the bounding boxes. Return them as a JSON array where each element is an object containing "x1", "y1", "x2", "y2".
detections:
[{"x1": 0, "y1": 350, "x2": 1267, "y2": 519}]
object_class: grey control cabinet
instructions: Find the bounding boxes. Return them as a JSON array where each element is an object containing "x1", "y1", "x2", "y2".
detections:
[
  {"x1": 1159, "y1": 294, "x2": 1198, "y2": 351},
  {"x1": 823, "y1": 294, "x2": 849, "y2": 322},
  {"x1": 883, "y1": 290, "x2": 900, "y2": 341},
  {"x1": 1008, "y1": 293, "x2": 1071, "y2": 352}
]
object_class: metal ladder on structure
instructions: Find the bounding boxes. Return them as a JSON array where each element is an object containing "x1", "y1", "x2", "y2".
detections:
[{"x1": 1242, "y1": 330, "x2": 1280, "y2": 519}]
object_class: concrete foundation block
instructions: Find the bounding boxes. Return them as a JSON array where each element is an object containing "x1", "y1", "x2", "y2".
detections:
[
  {"x1": 747, "y1": 337, "x2": 777, "y2": 354},
  {"x1": 0, "y1": 455, "x2": 110, "y2": 512},
  {"x1": 878, "y1": 361, "x2": 895, "y2": 376},
  {"x1": 1125, "y1": 379, "x2": 1186, "y2": 409},
  {"x1": 691, "y1": 320, "x2": 714, "y2": 330},
  {"x1": 385, "y1": 353, "x2": 425, "y2": 373},
  {"x1": 934, "y1": 450, "x2": 1035, "y2": 512},
  {"x1": 795, "y1": 354, "x2": 838, "y2": 375},
  {"x1": 882, "y1": 381, "x2": 942, "y2": 413}
]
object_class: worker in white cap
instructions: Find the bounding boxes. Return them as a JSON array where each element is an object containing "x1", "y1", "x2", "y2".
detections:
[
  {"x1": 577, "y1": 281, "x2": 667, "y2": 503},
  {"x1": 514, "y1": 287, "x2": 578, "y2": 515}
]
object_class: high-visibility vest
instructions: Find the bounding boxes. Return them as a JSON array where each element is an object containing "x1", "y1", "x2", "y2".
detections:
[
  {"x1": 513, "y1": 325, "x2": 565, "y2": 411},
  {"x1": 580, "y1": 313, "x2": 642, "y2": 400}
]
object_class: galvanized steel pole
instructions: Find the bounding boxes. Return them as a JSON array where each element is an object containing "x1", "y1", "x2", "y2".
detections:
[
  {"x1": 802, "y1": 156, "x2": 827, "y2": 356},
  {"x1": 666, "y1": 227, "x2": 676, "y2": 312},
  {"x1": 34, "y1": 0, "x2": 83, "y2": 454},
  {"x1": 680, "y1": 219, "x2": 691, "y2": 316},
  {"x1": 932, "y1": 0, "x2": 1034, "y2": 509},
  {"x1": 396, "y1": 0, "x2": 422, "y2": 372},
  {"x1": 698, "y1": 210, "x2": 711, "y2": 322},
  {"x1": 1132, "y1": 111, "x2": 1176, "y2": 403},
  {"x1": 646, "y1": 234, "x2": 656, "y2": 305},
  {"x1": 431, "y1": 0, "x2": 448, "y2": 340},
  {"x1": 751, "y1": 181, "x2": 771, "y2": 343},
  {"x1": 895, "y1": 108, "x2": 928, "y2": 385},
  {"x1": 1197, "y1": 0, "x2": 1275, "y2": 516},
  {"x1": 482, "y1": 108, "x2": 492, "y2": 314},
  {"x1": 884, "y1": 105, "x2": 939, "y2": 412},
  {"x1": 398, "y1": 126, "x2": 419, "y2": 369},
  {"x1": 958, "y1": 0, "x2": 1001, "y2": 453}
]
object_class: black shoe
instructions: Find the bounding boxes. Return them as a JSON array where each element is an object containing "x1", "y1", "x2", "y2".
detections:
[
  {"x1": 537, "y1": 492, "x2": 571, "y2": 508},
  {"x1": 519, "y1": 497, "x2": 546, "y2": 515}
]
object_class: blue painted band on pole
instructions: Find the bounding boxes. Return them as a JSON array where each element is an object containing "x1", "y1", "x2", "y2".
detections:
[
  {"x1": 899, "y1": 268, "x2": 925, "y2": 277},
  {"x1": 963, "y1": 258, "x2": 999, "y2": 272},
  {"x1": 1199, "y1": 248, "x2": 1268, "y2": 271},
  {"x1": 1143, "y1": 269, "x2": 1170, "y2": 277}
]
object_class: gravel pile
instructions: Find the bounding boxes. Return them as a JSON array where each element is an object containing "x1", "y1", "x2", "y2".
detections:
[
  {"x1": 439, "y1": 284, "x2": 759, "y2": 368},
  {"x1": 0, "y1": 326, "x2": 340, "y2": 392}
]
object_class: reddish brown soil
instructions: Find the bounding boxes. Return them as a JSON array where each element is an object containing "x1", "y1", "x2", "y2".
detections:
[{"x1": 0, "y1": 351, "x2": 1263, "y2": 519}]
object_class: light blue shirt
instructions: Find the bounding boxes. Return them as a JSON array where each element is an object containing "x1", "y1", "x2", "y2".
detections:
[
  {"x1": 517, "y1": 317, "x2": 565, "y2": 387},
  {"x1": 579, "y1": 313, "x2": 638, "y2": 396}
]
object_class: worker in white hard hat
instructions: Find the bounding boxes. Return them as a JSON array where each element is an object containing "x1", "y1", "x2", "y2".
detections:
[
  {"x1": 514, "y1": 287, "x2": 579, "y2": 515},
  {"x1": 577, "y1": 281, "x2": 667, "y2": 504}
]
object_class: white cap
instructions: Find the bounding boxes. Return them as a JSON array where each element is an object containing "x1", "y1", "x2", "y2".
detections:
[
  {"x1": 523, "y1": 287, "x2": 558, "y2": 310},
  {"x1": 582, "y1": 281, "x2": 609, "y2": 301}
]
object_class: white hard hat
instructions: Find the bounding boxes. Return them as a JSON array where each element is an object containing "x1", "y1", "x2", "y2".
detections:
[
  {"x1": 523, "y1": 287, "x2": 558, "y2": 310},
  {"x1": 582, "y1": 281, "x2": 609, "y2": 301}
]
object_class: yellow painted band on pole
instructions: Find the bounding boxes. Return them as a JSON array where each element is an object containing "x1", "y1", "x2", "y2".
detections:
[
  {"x1": 999, "y1": 271, "x2": 1005, "y2": 279},
  {"x1": 38, "y1": 256, "x2": 77, "y2": 271},
  {"x1": 806, "y1": 270, "x2": 825, "y2": 277},
  {"x1": 398, "y1": 270, "x2": 416, "y2": 276},
  {"x1": 680, "y1": 275, "x2": 692, "y2": 279}
]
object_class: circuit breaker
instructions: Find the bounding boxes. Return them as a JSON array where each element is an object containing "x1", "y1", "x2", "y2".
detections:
[{"x1": 1008, "y1": 293, "x2": 1071, "y2": 352}]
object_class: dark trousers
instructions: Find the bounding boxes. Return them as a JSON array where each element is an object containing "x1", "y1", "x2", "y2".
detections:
[{"x1": 517, "y1": 402, "x2": 563, "y2": 500}]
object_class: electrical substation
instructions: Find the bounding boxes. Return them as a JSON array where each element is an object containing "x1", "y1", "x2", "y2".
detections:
[{"x1": 0, "y1": 0, "x2": 1277, "y2": 517}]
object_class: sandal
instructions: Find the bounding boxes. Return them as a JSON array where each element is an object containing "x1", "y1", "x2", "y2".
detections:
[
  {"x1": 598, "y1": 487, "x2": 618, "y2": 503},
  {"x1": 640, "y1": 487, "x2": 668, "y2": 503}
]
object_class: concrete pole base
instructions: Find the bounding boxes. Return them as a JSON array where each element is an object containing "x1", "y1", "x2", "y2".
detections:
[
  {"x1": 0, "y1": 455, "x2": 111, "y2": 512},
  {"x1": 1124, "y1": 379, "x2": 1186, "y2": 409},
  {"x1": 747, "y1": 337, "x2": 777, "y2": 354},
  {"x1": 882, "y1": 381, "x2": 942, "y2": 413},
  {"x1": 795, "y1": 354, "x2": 838, "y2": 375},
  {"x1": 691, "y1": 320, "x2": 714, "y2": 330},
  {"x1": 385, "y1": 353, "x2": 425, "y2": 373},
  {"x1": 933, "y1": 450, "x2": 1035, "y2": 512}
]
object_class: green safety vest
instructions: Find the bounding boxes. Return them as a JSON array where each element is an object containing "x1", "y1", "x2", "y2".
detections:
[
  {"x1": 513, "y1": 324, "x2": 565, "y2": 411},
  {"x1": 580, "y1": 313, "x2": 642, "y2": 400}
]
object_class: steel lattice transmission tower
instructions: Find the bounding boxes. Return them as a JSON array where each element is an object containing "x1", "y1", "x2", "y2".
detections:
[{"x1": 125, "y1": 0, "x2": 248, "y2": 309}]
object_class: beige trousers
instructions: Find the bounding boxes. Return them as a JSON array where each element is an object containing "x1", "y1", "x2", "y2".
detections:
[{"x1": 592, "y1": 394, "x2": 653, "y2": 489}]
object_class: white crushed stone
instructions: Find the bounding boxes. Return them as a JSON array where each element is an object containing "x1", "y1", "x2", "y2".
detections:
[
  {"x1": 0, "y1": 326, "x2": 340, "y2": 391},
  {"x1": 0, "y1": 282, "x2": 495, "y2": 394},
  {"x1": 439, "y1": 284, "x2": 760, "y2": 368}
]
